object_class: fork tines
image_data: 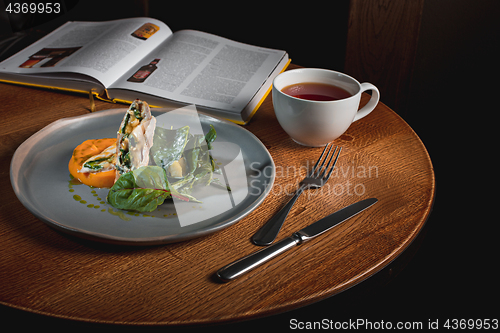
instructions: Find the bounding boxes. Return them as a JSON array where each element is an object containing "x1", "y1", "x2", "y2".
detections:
[{"x1": 309, "y1": 143, "x2": 342, "y2": 181}]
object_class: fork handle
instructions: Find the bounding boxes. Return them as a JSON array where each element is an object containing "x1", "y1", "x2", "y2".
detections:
[{"x1": 251, "y1": 184, "x2": 307, "y2": 246}]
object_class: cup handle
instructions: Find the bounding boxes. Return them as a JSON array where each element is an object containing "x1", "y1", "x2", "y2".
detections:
[{"x1": 353, "y1": 82, "x2": 380, "y2": 122}]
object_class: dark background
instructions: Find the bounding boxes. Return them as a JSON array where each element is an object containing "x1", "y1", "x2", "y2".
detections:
[{"x1": 1, "y1": 0, "x2": 498, "y2": 331}]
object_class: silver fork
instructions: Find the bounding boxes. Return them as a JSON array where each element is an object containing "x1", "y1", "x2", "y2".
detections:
[{"x1": 251, "y1": 144, "x2": 342, "y2": 246}]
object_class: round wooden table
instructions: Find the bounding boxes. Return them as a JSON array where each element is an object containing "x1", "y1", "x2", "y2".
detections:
[{"x1": 0, "y1": 68, "x2": 434, "y2": 326}]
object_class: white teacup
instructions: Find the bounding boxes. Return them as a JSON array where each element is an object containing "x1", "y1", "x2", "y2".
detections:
[{"x1": 272, "y1": 68, "x2": 380, "y2": 147}]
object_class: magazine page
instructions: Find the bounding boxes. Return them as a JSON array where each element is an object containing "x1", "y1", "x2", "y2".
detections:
[
  {"x1": 0, "y1": 18, "x2": 173, "y2": 88},
  {"x1": 110, "y1": 30, "x2": 286, "y2": 112}
]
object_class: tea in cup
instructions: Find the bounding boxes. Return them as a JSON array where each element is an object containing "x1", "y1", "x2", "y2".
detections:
[{"x1": 272, "y1": 68, "x2": 380, "y2": 147}]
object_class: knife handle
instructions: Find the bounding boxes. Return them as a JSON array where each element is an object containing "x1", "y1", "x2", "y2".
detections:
[{"x1": 216, "y1": 234, "x2": 302, "y2": 282}]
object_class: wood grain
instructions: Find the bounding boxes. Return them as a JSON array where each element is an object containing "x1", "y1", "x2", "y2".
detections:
[
  {"x1": 0, "y1": 64, "x2": 434, "y2": 325},
  {"x1": 344, "y1": 0, "x2": 425, "y2": 114}
]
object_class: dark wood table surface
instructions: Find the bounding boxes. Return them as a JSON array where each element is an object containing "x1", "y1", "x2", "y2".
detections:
[{"x1": 0, "y1": 64, "x2": 435, "y2": 327}]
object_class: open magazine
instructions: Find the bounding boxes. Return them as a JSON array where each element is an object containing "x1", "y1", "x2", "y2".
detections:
[{"x1": 0, "y1": 17, "x2": 290, "y2": 124}]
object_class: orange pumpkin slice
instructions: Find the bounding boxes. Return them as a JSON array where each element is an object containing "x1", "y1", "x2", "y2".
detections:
[{"x1": 68, "y1": 138, "x2": 117, "y2": 188}]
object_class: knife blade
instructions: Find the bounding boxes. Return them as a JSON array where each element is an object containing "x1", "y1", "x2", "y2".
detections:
[{"x1": 216, "y1": 198, "x2": 377, "y2": 282}]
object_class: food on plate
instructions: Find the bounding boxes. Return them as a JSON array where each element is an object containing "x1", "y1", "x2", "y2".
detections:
[
  {"x1": 150, "y1": 123, "x2": 226, "y2": 201},
  {"x1": 79, "y1": 144, "x2": 117, "y2": 173},
  {"x1": 68, "y1": 138, "x2": 117, "y2": 188},
  {"x1": 107, "y1": 165, "x2": 189, "y2": 212},
  {"x1": 108, "y1": 124, "x2": 224, "y2": 211},
  {"x1": 68, "y1": 99, "x2": 228, "y2": 213},
  {"x1": 115, "y1": 99, "x2": 156, "y2": 181}
]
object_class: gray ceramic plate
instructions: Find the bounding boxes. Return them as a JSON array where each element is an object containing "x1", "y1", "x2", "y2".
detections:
[{"x1": 10, "y1": 108, "x2": 275, "y2": 245}]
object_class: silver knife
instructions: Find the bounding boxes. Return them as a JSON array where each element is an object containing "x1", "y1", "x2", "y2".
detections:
[{"x1": 216, "y1": 198, "x2": 378, "y2": 282}]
